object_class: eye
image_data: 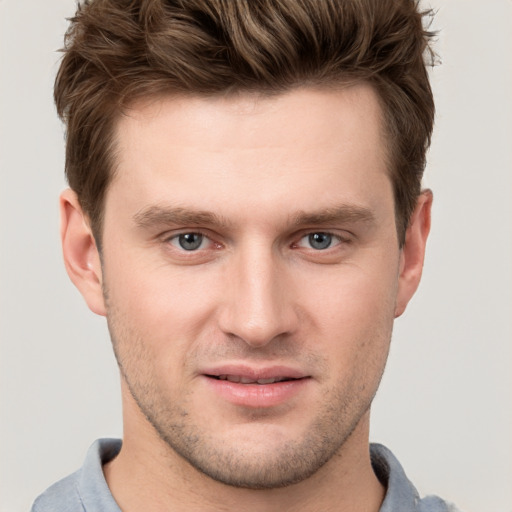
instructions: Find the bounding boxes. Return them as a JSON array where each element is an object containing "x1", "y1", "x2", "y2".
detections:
[
  {"x1": 297, "y1": 232, "x2": 340, "y2": 250},
  {"x1": 169, "y1": 233, "x2": 208, "y2": 251}
]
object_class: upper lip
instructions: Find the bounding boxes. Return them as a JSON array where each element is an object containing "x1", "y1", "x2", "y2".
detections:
[{"x1": 201, "y1": 364, "x2": 308, "y2": 383}]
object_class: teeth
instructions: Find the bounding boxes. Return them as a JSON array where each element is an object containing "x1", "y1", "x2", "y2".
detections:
[
  {"x1": 257, "y1": 378, "x2": 278, "y2": 384},
  {"x1": 216, "y1": 375, "x2": 289, "y2": 384}
]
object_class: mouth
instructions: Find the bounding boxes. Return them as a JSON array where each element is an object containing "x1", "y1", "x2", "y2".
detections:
[
  {"x1": 207, "y1": 375, "x2": 299, "y2": 385},
  {"x1": 201, "y1": 365, "x2": 310, "y2": 407},
  {"x1": 201, "y1": 364, "x2": 308, "y2": 383}
]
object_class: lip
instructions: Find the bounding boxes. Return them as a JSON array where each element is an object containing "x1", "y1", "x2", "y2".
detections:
[{"x1": 200, "y1": 364, "x2": 310, "y2": 408}]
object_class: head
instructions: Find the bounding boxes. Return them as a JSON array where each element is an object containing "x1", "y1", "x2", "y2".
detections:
[
  {"x1": 57, "y1": 0, "x2": 435, "y2": 494},
  {"x1": 55, "y1": 0, "x2": 435, "y2": 248}
]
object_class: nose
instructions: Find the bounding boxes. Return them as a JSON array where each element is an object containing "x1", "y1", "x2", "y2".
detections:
[{"x1": 218, "y1": 244, "x2": 298, "y2": 348}]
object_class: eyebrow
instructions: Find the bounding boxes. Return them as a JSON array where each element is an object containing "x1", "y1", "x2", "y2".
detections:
[
  {"x1": 133, "y1": 203, "x2": 376, "y2": 230},
  {"x1": 291, "y1": 205, "x2": 376, "y2": 227},
  {"x1": 133, "y1": 206, "x2": 232, "y2": 229}
]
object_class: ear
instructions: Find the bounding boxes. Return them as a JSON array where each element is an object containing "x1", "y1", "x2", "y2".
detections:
[
  {"x1": 60, "y1": 189, "x2": 106, "y2": 316},
  {"x1": 395, "y1": 189, "x2": 433, "y2": 318}
]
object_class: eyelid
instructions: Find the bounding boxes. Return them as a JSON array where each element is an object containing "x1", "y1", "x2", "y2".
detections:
[
  {"x1": 161, "y1": 228, "x2": 207, "y2": 241},
  {"x1": 156, "y1": 230, "x2": 223, "y2": 265},
  {"x1": 169, "y1": 233, "x2": 207, "y2": 251},
  {"x1": 161, "y1": 229, "x2": 223, "y2": 251},
  {"x1": 297, "y1": 233, "x2": 337, "y2": 249},
  {"x1": 158, "y1": 228, "x2": 352, "y2": 258},
  {"x1": 293, "y1": 230, "x2": 351, "y2": 248}
]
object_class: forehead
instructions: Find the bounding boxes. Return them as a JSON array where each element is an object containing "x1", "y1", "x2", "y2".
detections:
[
  {"x1": 118, "y1": 84, "x2": 386, "y2": 153},
  {"x1": 107, "y1": 85, "x2": 392, "y2": 227}
]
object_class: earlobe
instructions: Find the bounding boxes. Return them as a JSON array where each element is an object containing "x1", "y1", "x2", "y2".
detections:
[
  {"x1": 395, "y1": 189, "x2": 433, "y2": 318},
  {"x1": 60, "y1": 188, "x2": 106, "y2": 316}
]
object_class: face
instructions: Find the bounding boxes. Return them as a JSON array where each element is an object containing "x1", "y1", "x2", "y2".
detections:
[{"x1": 64, "y1": 85, "x2": 428, "y2": 489}]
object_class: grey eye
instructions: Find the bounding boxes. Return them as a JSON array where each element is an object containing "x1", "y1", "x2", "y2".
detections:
[
  {"x1": 177, "y1": 233, "x2": 204, "y2": 251},
  {"x1": 308, "y1": 233, "x2": 332, "y2": 250}
]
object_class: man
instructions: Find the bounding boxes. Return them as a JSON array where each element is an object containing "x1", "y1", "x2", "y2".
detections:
[{"x1": 31, "y1": 0, "x2": 459, "y2": 510}]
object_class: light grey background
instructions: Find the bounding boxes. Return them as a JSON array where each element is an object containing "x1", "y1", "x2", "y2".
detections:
[{"x1": 1, "y1": 1, "x2": 511, "y2": 511}]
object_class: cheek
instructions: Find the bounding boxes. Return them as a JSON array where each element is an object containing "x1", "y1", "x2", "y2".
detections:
[
  {"x1": 104, "y1": 258, "x2": 221, "y2": 352},
  {"x1": 301, "y1": 262, "x2": 397, "y2": 369},
  {"x1": 305, "y1": 260, "x2": 398, "y2": 322}
]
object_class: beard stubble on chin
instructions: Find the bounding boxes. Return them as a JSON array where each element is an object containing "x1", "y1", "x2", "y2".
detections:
[
  {"x1": 104, "y1": 295, "x2": 390, "y2": 490},
  {"x1": 121, "y1": 367, "x2": 372, "y2": 490},
  {"x1": 125, "y1": 373, "x2": 370, "y2": 489}
]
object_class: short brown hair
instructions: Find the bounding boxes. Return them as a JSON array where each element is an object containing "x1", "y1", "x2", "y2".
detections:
[{"x1": 55, "y1": 0, "x2": 435, "y2": 246}]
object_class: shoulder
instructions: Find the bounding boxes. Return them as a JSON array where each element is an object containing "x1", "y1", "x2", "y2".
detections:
[
  {"x1": 30, "y1": 471, "x2": 84, "y2": 512},
  {"x1": 30, "y1": 438, "x2": 122, "y2": 512},
  {"x1": 370, "y1": 443, "x2": 463, "y2": 512},
  {"x1": 417, "y1": 495, "x2": 462, "y2": 512}
]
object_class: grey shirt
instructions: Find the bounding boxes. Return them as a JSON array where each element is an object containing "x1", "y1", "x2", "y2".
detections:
[{"x1": 31, "y1": 439, "x2": 459, "y2": 511}]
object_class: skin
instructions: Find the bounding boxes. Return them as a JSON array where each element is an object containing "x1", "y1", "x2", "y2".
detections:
[{"x1": 61, "y1": 84, "x2": 432, "y2": 512}]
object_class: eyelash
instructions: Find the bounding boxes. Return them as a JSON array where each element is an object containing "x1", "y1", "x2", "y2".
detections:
[
  {"x1": 164, "y1": 231, "x2": 220, "y2": 252},
  {"x1": 294, "y1": 232, "x2": 346, "y2": 251},
  {"x1": 163, "y1": 230, "x2": 350, "y2": 253}
]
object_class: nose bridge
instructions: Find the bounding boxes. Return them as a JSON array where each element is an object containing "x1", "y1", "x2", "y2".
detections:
[{"x1": 219, "y1": 240, "x2": 296, "y2": 347}]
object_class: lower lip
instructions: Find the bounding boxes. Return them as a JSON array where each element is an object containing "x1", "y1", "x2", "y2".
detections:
[{"x1": 203, "y1": 376, "x2": 309, "y2": 408}]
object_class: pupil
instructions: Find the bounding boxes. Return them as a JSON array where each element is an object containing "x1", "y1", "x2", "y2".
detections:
[
  {"x1": 179, "y1": 233, "x2": 203, "y2": 250},
  {"x1": 309, "y1": 233, "x2": 332, "y2": 250}
]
